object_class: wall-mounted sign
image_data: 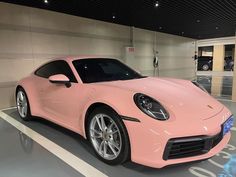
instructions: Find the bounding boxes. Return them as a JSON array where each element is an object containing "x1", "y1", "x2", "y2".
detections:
[{"x1": 126, "y1": 47, "x2": 135, "y2": 53}]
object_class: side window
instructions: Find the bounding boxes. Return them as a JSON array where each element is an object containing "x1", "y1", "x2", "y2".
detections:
[{"x1": 35, "y1": 60, "x2": 77, "y2": 83}]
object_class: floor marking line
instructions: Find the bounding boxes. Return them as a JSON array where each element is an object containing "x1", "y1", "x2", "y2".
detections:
[
  {"x1": 1, "y1": 106, "x2": 17, "y2": 111},
  {"x1": 231, "y1": 127, "x2": 236, "y2": 131},
  {"x1": 0, "y1": 111, "x2": 108, "y2": 177}
]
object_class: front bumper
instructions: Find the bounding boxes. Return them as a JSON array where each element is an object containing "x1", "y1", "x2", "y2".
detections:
[
  {"x1": 163, "y1": 128, "x2": 224, "y2": 160},
  {"x1": 123, "y1": 107, "x2": 232, "y2": 168},
  {"x1": 160, "y1": 132, "x2": 230, "y2": 168}
]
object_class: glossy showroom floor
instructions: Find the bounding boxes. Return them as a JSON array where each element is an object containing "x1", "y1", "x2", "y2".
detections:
[
  {"x1": 196, "y1": 73, "x2": 233, "y2": 100},
  {"x1": 0, "y1": 77, "x2": 235, "y2": 177}
]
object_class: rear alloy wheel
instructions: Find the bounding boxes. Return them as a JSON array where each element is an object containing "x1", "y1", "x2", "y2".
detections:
[
  {"x1": 202, "y1": 64, "x2": 209, "y2": 71},
  {"x1": 16, "y1": 88, "x2": 31, "y2": 121},
  {"x1": 87, "y1": 107, "x2": 130, "y2": 165}
]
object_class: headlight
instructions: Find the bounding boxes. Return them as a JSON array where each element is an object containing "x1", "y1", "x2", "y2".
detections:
[
  {"x1": 192, "y1": 81, "x2": 208, "y2": 93},
  {"x1": 134, "y1": 93, "x2": 169, "y2": 121}
]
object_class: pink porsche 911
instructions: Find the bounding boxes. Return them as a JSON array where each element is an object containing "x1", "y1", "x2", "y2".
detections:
[{"x1": 16, "y1": 57, "x2": 234, "y2": 168}]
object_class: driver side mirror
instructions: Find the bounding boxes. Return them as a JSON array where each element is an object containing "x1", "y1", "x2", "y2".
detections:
[{"x1": 49, "y1": 74, "x2": 71, "y2": 88}]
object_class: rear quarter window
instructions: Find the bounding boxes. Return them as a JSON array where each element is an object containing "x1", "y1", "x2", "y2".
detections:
[{"x1": 35, "y1": 60, "x2": 77, "y2": 83}]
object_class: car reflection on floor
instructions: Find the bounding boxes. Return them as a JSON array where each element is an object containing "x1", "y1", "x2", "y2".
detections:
[{"x1": 195, "y1": 75, "x2": 233, "y2": 100}]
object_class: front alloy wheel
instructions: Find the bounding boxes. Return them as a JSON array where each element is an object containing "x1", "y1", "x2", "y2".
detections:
[
  {"x1": 90, "y1": 113, "x2": 122, "y2": 160},
  {"x1": 87, "y1": 106, "x2": 130, "y2": 165}
]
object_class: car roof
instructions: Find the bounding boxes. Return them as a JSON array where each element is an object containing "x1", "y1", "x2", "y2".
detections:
[{"x1": 54, "y1": 56, "x2": 117, "y2": 63}]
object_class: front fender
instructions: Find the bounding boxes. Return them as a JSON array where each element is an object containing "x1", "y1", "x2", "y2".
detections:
[
  {"x1": 16, "y1": 75, "x2": 41, "y2": 117},
  {"x1": 79, "y1": 87, "x2": 143, "y2": 138}
]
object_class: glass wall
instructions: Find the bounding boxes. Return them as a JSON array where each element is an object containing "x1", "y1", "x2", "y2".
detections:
[
  {"x1": 224, "y1": 44, "x2": 235, "y2": 71},
  {"x1": 197, "y1": 46, "x2": 213, "y2": 71}
]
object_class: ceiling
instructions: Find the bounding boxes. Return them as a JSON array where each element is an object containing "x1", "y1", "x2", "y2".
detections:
[{"x1": 2, "y1": 0, "x2": 236, "y2": 39}]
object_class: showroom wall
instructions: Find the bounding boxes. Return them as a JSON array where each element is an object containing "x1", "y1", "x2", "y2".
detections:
[
  {"x1": 131, "y1": 28, "x2": 196, "y2": 77},
  {"x1": 0, "y1": 2, "x2": 195, "y2": 108}
]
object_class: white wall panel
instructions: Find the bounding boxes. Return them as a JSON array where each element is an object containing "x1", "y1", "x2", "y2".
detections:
[
  {"x1": 95, "y1": 22, "x2": 130, "y2": 39},
  {"x1": 0, "y1": 30, "x2": 32, "y2": 55},
  {"x1": 0, "y1": 3, "x2": 30, "y2": 26},
  {"x1": 31, "y1": 33, "x2": 70, "y2": 56},
  {"x1": 0, "y1": 59, "x2": 34, "y2": 83},
  {"x1": 30, "y1": 8, "x2": 70, "y2": 31},
  {"x1": 0, "y1": 2, "x2": 195, "y2": 108}
]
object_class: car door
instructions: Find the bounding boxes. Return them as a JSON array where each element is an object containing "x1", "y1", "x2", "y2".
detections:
[{"x1": 34, "y1": 60, "x2": 81, "y2": 130}]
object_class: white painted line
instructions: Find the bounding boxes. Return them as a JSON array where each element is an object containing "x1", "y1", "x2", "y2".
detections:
[
  {"x1": 231, "y1": 127, "x2": 236, "y2": 131},
  {"x1": 1, "y1": 106, "x2": 17, "y2": 111},
  {"x1": 0, "y1": 111, "x2": 108, "y2": 177}
]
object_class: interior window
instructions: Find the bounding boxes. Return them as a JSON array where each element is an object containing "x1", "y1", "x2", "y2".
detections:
[{"x1": 35, "y1": 60, "x2": 77, "y2": 83}]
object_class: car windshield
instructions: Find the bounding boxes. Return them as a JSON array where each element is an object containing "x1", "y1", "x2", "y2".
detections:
[{"x1": 73, "y1": 58, "x2": 144, "y2": 83}]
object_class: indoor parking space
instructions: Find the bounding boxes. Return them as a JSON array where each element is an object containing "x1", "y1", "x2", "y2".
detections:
[{"x1": 0, "y1": 1, "x2": 236, "y2": 177}]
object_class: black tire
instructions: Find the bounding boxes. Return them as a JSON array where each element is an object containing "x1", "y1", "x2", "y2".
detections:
[
  {"x1": 16, "y1": 87, "x2": 32, "y2": 121},
  {"x1": 86, "y1": 106, "x2": 130, "y2": 165}
]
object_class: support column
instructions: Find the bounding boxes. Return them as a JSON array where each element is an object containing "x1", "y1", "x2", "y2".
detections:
[
  {"x1": 232, "y1": 44, "x2": 236, "y2": 102},
  {"x1": 213, "y1": 45, "x2": 225, "y2": 71},
  {"x1": 211, "y1": 77, "x2": 223, "y2": 98}
]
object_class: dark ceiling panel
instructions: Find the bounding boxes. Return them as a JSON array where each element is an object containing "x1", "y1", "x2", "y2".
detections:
[{"x1": 2, "y1": 0, "x2": 236, "y2": 39}]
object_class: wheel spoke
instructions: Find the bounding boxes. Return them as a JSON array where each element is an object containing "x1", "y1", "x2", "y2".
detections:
[
  {"x1": 107, "y1": 122, "x2": 114, "y2": 131},
  {"x1": 19, "y1": 92, "x2": 24, "y2": 101},
  {"x1": 19, "y1": 107, "x2": 23, "y2": 114},
  {"x1": 98, "y1": 140, "x2": 105, "y2": 154},
  {"x1": 100, "y1": 115, "x2": 107, "y2": 130},
  {"x1": 90, "y1": 128, "x2": 102, "y2": 138},
  {"x1": 95, "y1": 116, "x2": 103, "y2": 131},
  {"x1": 17, "y1": 97, "x2": 22, "y2": 104},
  {"x1": 91, "y1": 134, "x2": 102, "y2": 139},
  {"x1": 22, "y1": 106, "x2": 26, "y2": 116},
  {"x1": 108, "y1": 141, "x2": 117, "y2": 156},
  {"x1": 17, "y1": 101, "x2": 21, "y2": 106},
  {"x1": 109, "y1": 140, "x2": 120, "y2": 150},
  {"x1": 109, "y1": 130, "x2": 118, "y2": 135},
  {"x1": 90, "y1": 128, "x2": 101, "y2": 135},
  {"x1": 103, "y1": 142, "x2": 108, "y2": 157}
]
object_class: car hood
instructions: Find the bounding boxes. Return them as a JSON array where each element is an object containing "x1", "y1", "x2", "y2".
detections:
[{"x1": 95, "y1": 77, "x2": 224, "y2": 120}]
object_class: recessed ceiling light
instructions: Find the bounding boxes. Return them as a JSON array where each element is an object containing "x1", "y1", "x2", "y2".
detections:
[
  {"x1": 159, "y1": 26, "x2": 162, "y2": 30},
  {"x1": 44, "y1": 0, "x2": 49, "y2": 4},
  {"x1": 112, "y1": 15, "x2": 116, "y2": 19},
  {"x1": 216, "y1": 26, "x2": 219, "y2": 30},
  {"x1": 197, "y1": 20, "x2": 200, "y2": 23},
  {"x1": 154, "y1": 1, "x2": 159, "y2": 7}
]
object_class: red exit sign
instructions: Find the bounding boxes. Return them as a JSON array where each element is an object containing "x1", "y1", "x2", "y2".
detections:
[{"x1": 127, "y1": 47, "x2": 135, "y2": 52}]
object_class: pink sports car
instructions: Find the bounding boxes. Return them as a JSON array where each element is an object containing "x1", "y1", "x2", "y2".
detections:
[{"x1": 16, "y1": 57, "x2": 234, "y2": 168}]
